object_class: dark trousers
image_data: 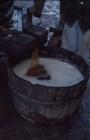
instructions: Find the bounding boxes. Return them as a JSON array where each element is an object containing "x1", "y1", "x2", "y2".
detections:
[
  {"x1": 33, "y1": 0, "x2": 64, "y2": 19},
  {"x1": 33, "y1": 0, "x2": 46, "y2": 18},
  {"x1": 32, "y1": 0, "x2": 81, "y2": 19}
]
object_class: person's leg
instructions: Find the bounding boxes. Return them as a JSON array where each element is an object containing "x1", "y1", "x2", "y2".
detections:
[
  {"x1": 27, "y1": 0, "x2": 45, "y2": 25},
  {"x1": 60, "y1": 0, "x2": 65, "y2": 22},
  {"x1": 50, "y1": 0, "x2": 64, "y2": 33},
  {"x1": 33, "y1": 0, "x2": 46, "y2": 18}
]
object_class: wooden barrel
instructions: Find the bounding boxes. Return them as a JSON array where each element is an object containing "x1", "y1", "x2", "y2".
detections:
[{"x1": 8, "y1": 48, "x2": 89, "y2": 128}]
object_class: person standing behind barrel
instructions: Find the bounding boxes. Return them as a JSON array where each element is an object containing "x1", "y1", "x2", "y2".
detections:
[{"x1": 61, "y1": 0, "x2": 90, "y2": 64}]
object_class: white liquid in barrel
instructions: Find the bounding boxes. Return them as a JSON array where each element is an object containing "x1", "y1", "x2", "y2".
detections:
[{"x1": 13, "y1": 58, "x2": 84, "y2": 87}]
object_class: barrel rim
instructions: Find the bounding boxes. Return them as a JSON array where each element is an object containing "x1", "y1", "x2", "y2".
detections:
[{"x1": 8, "y1": 47, "x2": 89, "y2": 89}]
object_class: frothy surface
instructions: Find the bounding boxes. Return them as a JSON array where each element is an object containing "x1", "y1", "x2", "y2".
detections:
[{"x1": 13, "y1": 58, "x2": 84, "y2": 87}]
